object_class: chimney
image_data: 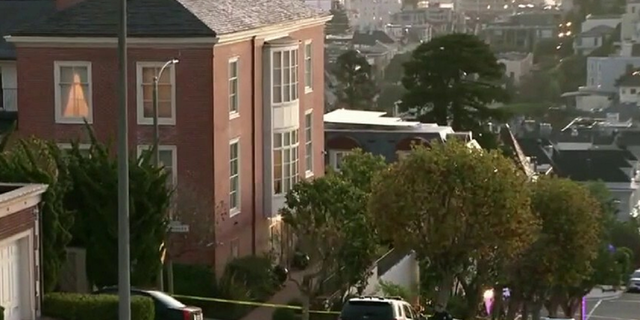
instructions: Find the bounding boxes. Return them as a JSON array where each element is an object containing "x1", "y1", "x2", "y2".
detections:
[{"x1": 56, "y1": 0, "x2": 84, "y2": 11}]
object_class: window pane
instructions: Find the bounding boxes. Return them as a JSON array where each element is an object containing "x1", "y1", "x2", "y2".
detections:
[
  {"x1": 59, "y1": 82, "x2": 90, "y2": 118},
  {"x1": 273, "y1": 84, "x2": 282, "y2": 103},
  {"x1": 284, "y1": 66, "x2": 290, "y2": 84},
  {"x1": 283, "y1": 51, "x2": 290, "y2": 68},
  {"x1": 305, "y1": 44, "x2": 311, "y2": 57},
  {"x1": 142, "y1": 84, "x2": 153, "y2": 100},
  {"x1": 274, "y1": 133, "x2": 282, "y2": 148},
  {"x1": 158, "y1": 69, "x2": 171, "y2": 84},
  {"x1": 59, "y1": 67, "x2": 74, "y2": 83},
  {"x1": 274, "y1": 67, "x2": 282, "y2": 86},
  {"x1": 158, "y1": 101, "x2": 172, "y2": 118},
  {"x1": 158, "y1": 84, "x2": 172, "y2": 100},
  {"x1": 230, "y1": 61, "x2": 238, "y2": 78},
  {"x1": 143, "y1": 101, "x2": 153, "y2": 118},
  {"x1": 75, "y1": 66, "x2": 88, "y2": 83},
  {"x1": 284, "y1": 132, "x2": 290, "y2": 146},
  {"x1": 142, "y1": 67, "x2": 156, "y2": 83},
  {"x1": 283, "y1": 84, "x2": 291, "y2": 101},
  {"x1": 159, "y1": 150, "x2": 173, "y2": 168},
  {"x1": 273, "y1": 52, "x2": 282, "y2": 69}
]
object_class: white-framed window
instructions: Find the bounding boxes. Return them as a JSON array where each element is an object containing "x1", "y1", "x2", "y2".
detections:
[
  {"x1": 273, "y1": 130, "x2": 299, "y2": 195},
  {"x1": 229, "y1": 138, "x2": 240, "y2": 216},
  {"x1": 330, "y1": 150, "x2": 352, "y2": 171},
  {"x1": 272, "y1": 49, "x2": 299, "y2": 104},
  {"x1": 304, "y1": 111, "x2": 313, "y2": 175},
  {"x1": 54, "y1": 61, "x2": 93, "y2": 124},
  {"x1": 137, "y1": 145, "x2": 178, "y2": 186},
  {"x1": 136, "y1": 62, "x2": 176, "y2": 125},
  {"x1": 57, "y1": 143, "x2": 91, "y2": 157},
  {"x1": 229, "y1": 58, "x2": 239, "y2": 116},
  {"x1": 304, "y1": 41, "x2": 313, "y2": 93}
]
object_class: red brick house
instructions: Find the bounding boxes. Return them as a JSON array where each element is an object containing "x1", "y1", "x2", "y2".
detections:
[
  {"x1": 5, "y1": 0, "x2": 329, "y2": 273},
  {"x1": 0, "y1": 183, "x2": 47, "y2": 320}
]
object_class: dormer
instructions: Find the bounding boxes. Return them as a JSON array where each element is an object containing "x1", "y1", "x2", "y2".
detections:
[{"x1": 616, "y1": 69, "x2": 640, "y2": 104}]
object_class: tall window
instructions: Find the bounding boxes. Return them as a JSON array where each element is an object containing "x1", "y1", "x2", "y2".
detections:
[
  {"x1": 137, "y1": 145, "x2": 177, "y2": 186},
  {"x1": 304, "y1": 112, "x2": 313, "y2": 174},
  {"x1": 273, "y1": 130, "x2": 299, "y2": 195},
  {"x1": 136, "y1": 62, "x2": 176, "y2": 125},
  {"x1": 229, "y1": 139, "x2": 240, "y2": 216},
  {"x1": 54, "y1": 61, "x2": 92, "y2": 124},
  {"x1": 229, "y1": 58, "x2": 239, "y2": 115},
  {"x1": 304, "y1": 41, "x2": 313, "y2": 91},
  {"x1": 272, "y1": 49, "x2": 299, "y2": 104}
]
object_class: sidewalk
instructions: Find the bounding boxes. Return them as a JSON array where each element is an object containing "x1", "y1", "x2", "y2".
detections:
[{"x1": 585, "y1": 286, "x2": 625, "y2": 300}]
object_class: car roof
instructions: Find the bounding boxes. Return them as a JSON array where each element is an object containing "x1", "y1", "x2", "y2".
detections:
[{"x1": 348, "y1": 296, "x2": 409, "y2": 305}]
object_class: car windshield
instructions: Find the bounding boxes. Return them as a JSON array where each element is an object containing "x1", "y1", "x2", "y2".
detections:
[
  {"x1": 341, "y1": 301, "x2": 394, "y2": 320},
  {"x1": 146, "y1": 291, "x2": 185, "y2": 308},
  {"x1": 632, "y1": 271, "x2": 640, "y2": 278}
]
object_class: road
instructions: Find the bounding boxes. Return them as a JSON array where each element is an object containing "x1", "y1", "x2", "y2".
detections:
[{"x1": 583, "y1": 292, "x2": 640, "y2": 320}]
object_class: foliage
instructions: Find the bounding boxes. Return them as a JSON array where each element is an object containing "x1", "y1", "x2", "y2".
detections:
[
  {"x1": 176, "y1": 274, "x2": 254, "y2": 320},
  {"x1": 335, "y1": 149, "x2": 387, "y2": 193},
  {"x1": 63, "y1": 133, "x2": 171, "y2": 288},
  {"x1": 610, "y1": 220, "x2": 640, "y2": 267},
  {"x1": 384, "y1": 52, "x2": 412, "y2": 84},
  {"x1": 273, "y1": 307, "x2": 300, "y2": 320},
  {"x1": 368, "y1": 139, "x2": 535, "y2": 310},
  {"x1": 0, "y1": 305, "x2": 3, "y2": 320},
  {"x1": 399, "y1": 34, "x2": 509, "y2": 137},
  {"x1": 282, "y1": 172, "x2": 380, "y2": 320},
  {"x1": 509, "y1": 177, "x2": 602, "y2": 319},
  {"x1": 0, "y1": 137, "x2": 73, "y2": 292},
  {"x1": 377, "y1": 280, "x2": 412, "y2": 301},
  {"x1": 332, "y1": 50, "x2": 378, "y2": 110},
  {"x1": 377, "y1": 84, "x2": 407, "y2": 113},
  {"x1": 222, "y1": 255, "x2": 279, "y2": 301},
  {"x1": 515, "y1": 70, "x2": 561, "y2": 104},
  {"x1": 172, "y1": 264, "x2": 217, "y2": 297},
  {"x1": 43, "y1": 293, "x2": 154, "y2": 320},
  {"x1": 325, "y1": 4, "x2": 350, "y2": 35}
]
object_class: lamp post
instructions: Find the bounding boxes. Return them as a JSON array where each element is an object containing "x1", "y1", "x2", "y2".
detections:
[
  {"x1": 152, "y1": 59, "x2": 179, "y2": 166},
  {"x1": 117, "y1": 0, "x2": 130, "y2": 317},
  {"x1": 152, "y1": 59, "x2": 178, "y2": 292}
]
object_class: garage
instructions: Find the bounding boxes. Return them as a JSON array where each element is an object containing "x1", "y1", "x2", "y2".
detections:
[{"x1": 0, "y1": 183, "x2": 47, "y2": 320}]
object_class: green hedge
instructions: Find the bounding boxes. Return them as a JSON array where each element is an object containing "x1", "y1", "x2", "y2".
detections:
[{"x1": 43, "y1": 293, "x2": 154, "y2": 320}]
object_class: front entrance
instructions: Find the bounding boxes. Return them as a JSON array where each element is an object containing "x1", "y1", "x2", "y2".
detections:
[{"x1": 0, "y1": 234, "x2": 31, "y2": 320}]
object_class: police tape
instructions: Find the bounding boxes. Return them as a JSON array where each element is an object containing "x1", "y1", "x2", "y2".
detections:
[{"x1": 172, "y1": 294, "x2": 341, "y2": 315}]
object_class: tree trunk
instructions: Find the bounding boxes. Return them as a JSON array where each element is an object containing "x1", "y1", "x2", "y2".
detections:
[
  {"x1": 463, "y1": 284, "x2": 481, "y2": 320},
  {"x1": 561, "y1": 298, "x2": 580, "y2": 318},
  {"x1": 435, "y1": 273, "x2": 455, "y2": 309},
  {"x1": 521, "y1": 301, "x2": 529, "y2": 320},
  {"x1": 492, "y1": 286, "x2": 504, "y2": 320},
  {"x1": 531, "y1": 299, "x2": 544, "y2": 320},
  {"x1": 505, "y1": 293, "x2": 521, "y2": 320}
]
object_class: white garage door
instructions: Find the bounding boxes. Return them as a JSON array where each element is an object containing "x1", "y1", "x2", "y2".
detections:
[{"x1": 0, "y1": 241, "x2": 21, "y2": 320}]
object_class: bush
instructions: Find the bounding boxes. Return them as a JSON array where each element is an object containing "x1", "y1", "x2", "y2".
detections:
[
  {"x1": 1, "y1": 305, "x2": 4, "y2": 320},
  {"x1": 171, "y1": 264, "x2": 216, "y2": 296},
  {"x1": 43, "y1": 293, "x2": 154, "y2": 320},
  {"x1": 177, "y1": 274, "x2": 252, "y2": 320},
  {"x1": 223, "y1": 255, "x2": 279, "y2": 301}
]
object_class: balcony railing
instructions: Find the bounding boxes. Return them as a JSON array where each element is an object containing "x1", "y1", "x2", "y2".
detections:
[{"x1": 1, "y1": 88, "x2": 17, "y2": 111}]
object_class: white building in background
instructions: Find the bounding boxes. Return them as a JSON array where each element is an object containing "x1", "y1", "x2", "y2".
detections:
[
  {"x1": 344, "y1": 0, "x2": 403, "y2": 31},
  {"x1": 497, "y1": 52, "x2": 533, "y2": 85}
]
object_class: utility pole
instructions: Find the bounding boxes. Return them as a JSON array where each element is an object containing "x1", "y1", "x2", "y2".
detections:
[{"x1": 117, "y1": 0, "x2": 131, "y2": 317}]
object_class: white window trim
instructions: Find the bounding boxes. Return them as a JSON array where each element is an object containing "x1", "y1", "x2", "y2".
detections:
[
  {"x1": 229, "y1": 57, "x2": 240, "y2": 118},
  {"x1": 304, "y1": 40, "x2": 313, "y2": 94},
  {"x1": 271, "y1": 47, "x2": 300, "y2": 105},
  {"x1": 229, "y1": 137, "x2": 241, "y2": 217},
  {"x1": 54, "y1": 61, "x2": 93, "y2": 124},
  {"x1": 304, "y1": 109, "x2": 313, "y2": 178},
  {"x1": 136, "y1": 145, "x2": 178, "y2": 186},
  {"x1": 273, "y1": 129, "x2": 300, "y2": 196},
  {"x1": 329, "y1": 150, "x2": 352, "y2": 171},
  {"x1": 136, "y1": 62, "x2": 177, "y2": 126}
]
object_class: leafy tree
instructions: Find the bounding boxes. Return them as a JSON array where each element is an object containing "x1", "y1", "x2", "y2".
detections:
[
  {"x1": 610, "y1": 220, "x2": 640, "y2": 267},
  {"x1": 333, "y1": 50, "x2": 378, "y2": 110},
  {"x1": 384, "y1": 52, "x2": 411, "y2": 84},
  {"x1": 368, "y1": 140, "x2": 535, "y2": 310},
  {"x1": 282, "y1": 174, "x2": 379, "y2": 320},
  {"x1": 508, "y1": 177, "x2": 602, "y2": 320},
  {"x1": 64, "y1": 136, "x2": 172, "y2": 288},
  {"x1": 377, "y1": 84, "x2": 407, "y2": 113},
  {"x1": 515, "y1": 70, "x2": 561, "y2": 104},
  {"x1": 400, "y1": 34, "x2": 509, "y2": 143},
  {"x1": 326, "y1": 4, "x2": 350, "y2": 35},
  {"x1": 335, "y1": 149, "x2": 387, "y2": 193},
  {"x1": 0, "y1": 137, "x2": 73, "y2": 292}
]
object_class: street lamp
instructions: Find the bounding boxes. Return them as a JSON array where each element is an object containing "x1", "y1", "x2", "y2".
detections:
[{"x1": 152, "y1": 59, "x2": 179, "y2": 166}]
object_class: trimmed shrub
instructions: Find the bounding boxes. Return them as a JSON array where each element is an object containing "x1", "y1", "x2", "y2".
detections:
[
  {"x1": 43, "y1": 293, "x2": 154, "y2": 320},
  {"x1": 223, "y1": 255, "x2": 279, "y2": 300},
  {"x1": 272, "y1": 307, "x2": 299, "y2": 320},
  {"x1": 171, "y1": 264, "x2": 216, "y2": 296}
]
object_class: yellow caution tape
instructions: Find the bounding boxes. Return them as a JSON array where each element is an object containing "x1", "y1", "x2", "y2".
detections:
[{"x1": 172, "y1": 294, "x2": 341, "y2": 315}]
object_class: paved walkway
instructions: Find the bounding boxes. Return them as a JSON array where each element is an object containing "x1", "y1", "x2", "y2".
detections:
[
  {"x1": 239, "y1": 269, "x2": 308, "y2": 320},
  {"x1": 586, "y1": 286, "x2": 626, "y2": 300}
]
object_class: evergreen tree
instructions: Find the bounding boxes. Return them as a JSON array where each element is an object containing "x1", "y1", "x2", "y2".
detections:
[
  {"x1": 326, "y1": 3, "x2": 350, "y2": 35},
  {"x1": 333, "y1": 50, "x2": 378, "y2": 110}
]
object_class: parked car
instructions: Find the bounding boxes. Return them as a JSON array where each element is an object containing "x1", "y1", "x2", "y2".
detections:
[
  {"x1": 628, "y1": 269, "x2": 640, "y2": 293},
  {"x1": 92, "y1": 287, "x2": 203, "y2": 320},
  {"x1": 339, "y1": 296, "x2": 422, "y2": 320}
]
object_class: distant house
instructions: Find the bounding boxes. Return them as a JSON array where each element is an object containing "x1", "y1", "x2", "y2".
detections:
[
  {"x1": 323, "y1": 109, "x2": 478, "y2": 169},
  {"x1": 497, "y1": 52, "x2": 533, "y2": 85},
  {"x1": 574, "y1": 25, "x2": 616, "y2": 55},
  {"x1": 0, "y1": 183, "x2": 48, "y2": 320}
]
